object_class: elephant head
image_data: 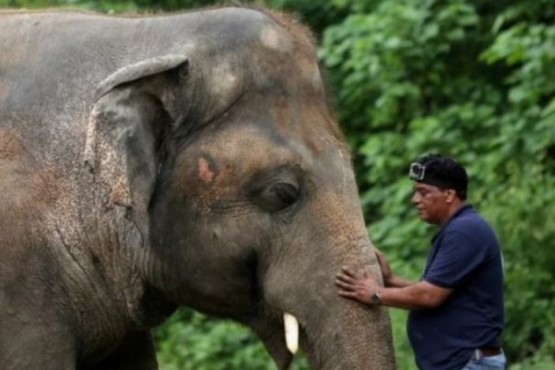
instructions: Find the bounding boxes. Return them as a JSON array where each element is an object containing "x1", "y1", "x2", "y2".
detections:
[{"x1": 84, "y1": 8, "x2": 395, "y2": 370}]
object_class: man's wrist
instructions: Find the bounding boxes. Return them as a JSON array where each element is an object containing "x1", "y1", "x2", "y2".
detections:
[
  {"x1": 369, "y1": 289, "x2": 382, "y2": 306},
  {"x1": 383, "y1": 276, "x2": 393, "y2": 287}
]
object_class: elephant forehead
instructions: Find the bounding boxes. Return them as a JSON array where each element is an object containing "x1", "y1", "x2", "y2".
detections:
[
  {"x1": 205, "y1": 61, "x2": 241, "y2": 110},
  {"x1": 209, "y1": 115, "x2": 349, "y2": 165},
  {"x1": 259, "y1": 25, "x2": 293, "y2": 53},
  {"x1": 174, "y1": 115, "x2": 350, "y2": 195},
  {"x1": 173, "y1": 130, "x2": 311, "y2": 191},
  {"x1": 201, "y1": 126, "x2": 315, "y2": 167}
]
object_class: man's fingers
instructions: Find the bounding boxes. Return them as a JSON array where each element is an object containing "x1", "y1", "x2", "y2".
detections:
[
  {"x1": 335, "y1": 277, "x2": 355, "y2": 289},
  {"x1": 376, "y1": 252, "x2": 388, "y2": 269},
  {"x1": 337, "y1": 290, "x2": 358, "y2": 299},
  {"x1": 336, "y1": 272, "x2": 353, "y2": 281},
  {"x1": 341, "y1": 267, "x2": 358, "y2": 278},
  {"x1": 336, "y1": 271, "x2": 356, "y2": 284},
  {"x1": 375, "y1": 251, "x2": 384, "y2": 263}
]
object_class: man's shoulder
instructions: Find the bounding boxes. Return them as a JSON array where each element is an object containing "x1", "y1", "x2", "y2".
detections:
[
  {"x1": 447, "y1": 207, "x2": 499, "y2": 244},
  {"x1": 450, "y1": 206, "x2": 489, "y2": 230}
]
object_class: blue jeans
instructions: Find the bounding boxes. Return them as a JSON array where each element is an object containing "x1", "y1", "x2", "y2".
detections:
[{"x1": 461, "y1": 350, "x2": 506, "y2": 370}]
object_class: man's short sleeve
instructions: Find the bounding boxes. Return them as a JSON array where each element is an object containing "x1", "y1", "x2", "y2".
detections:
[{"x1": 424, "y1": 231, "x2": 486, "y2": 288}]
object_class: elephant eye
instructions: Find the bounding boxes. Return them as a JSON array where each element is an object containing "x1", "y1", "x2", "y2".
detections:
[
  {"x1": 272, "y1": 182, "x2": 300, "y2": 208},
  {"x1": 250, "y1": 182, "x2": 301, "y2": 212}
]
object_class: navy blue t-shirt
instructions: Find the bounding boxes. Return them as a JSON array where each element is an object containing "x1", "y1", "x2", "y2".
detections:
[{"x1": 407, "y1": 205, "x2": 504, "y2": 370}]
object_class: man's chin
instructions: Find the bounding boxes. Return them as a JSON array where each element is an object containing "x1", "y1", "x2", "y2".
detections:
[{"x1": 418, "y1": 212, "x2": 434, "y2": 224}]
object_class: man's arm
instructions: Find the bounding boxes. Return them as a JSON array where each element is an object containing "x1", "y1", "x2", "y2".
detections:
[
  {"x1": 377, "y1": 281, "x2": 452, "y2": 310},
  {"x1": 336, "y1": 267, "x2": 452, "y2": 310},
  {"x1": 375, "y1": 250, "x2": 415, "y2": 288},
  {"x1": 384, "y1": 275, "x2": 416, "y2": 289}
]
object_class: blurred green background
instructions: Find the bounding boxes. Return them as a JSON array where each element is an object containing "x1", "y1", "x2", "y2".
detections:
[{"x1": 2, "y1": 0, "x2": 554, "y2": 369}]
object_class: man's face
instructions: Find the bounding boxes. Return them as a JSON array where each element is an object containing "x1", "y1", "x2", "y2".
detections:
[{"x1": 411, "y1": 182, "x2": 453, "y2": 225}]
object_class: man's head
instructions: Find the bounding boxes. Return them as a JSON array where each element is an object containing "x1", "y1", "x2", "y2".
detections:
[{"x1": 409, "y1": 154, "x2": 468, "y2": 225}]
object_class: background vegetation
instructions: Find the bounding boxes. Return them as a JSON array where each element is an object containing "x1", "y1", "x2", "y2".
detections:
[{"x1": 2, "y1": 0, "x2": 554, "y2": 368}]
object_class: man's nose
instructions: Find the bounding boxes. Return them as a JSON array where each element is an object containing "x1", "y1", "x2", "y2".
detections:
[{"x1": 411, "y1": 192, "x2": 421, "y2": 204}]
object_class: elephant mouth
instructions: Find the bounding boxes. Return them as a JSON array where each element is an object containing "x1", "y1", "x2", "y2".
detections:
[
  {"x1": 252, "y1": 305, "x2": 353, "y2": 369},
  {"x1": 281, "y1": 314, "x2": 320, "y2": 370},
  {"x1": 249, "y1": 309, "x2": 307, "y2": 369}
]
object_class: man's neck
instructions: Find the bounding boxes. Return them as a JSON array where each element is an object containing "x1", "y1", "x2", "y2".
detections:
[{"x1": 439, "y1": 200, "x2": 465, "y2": 226}]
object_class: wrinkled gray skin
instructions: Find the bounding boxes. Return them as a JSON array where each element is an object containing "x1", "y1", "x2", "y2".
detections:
[{"x1": 0, "y1": 7, "x2": 395, "y2": 370}]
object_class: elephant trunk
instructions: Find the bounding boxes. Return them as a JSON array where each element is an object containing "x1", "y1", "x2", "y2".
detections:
[
  {"x1": 259, "y1": 238, "x2": 396, "y2": 370},
  {"x1": 300, "y1": 297, "x2": 395, "y2": 369}
]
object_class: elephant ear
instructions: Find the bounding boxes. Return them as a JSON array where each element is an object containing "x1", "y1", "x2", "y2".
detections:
[{"x1": 84, "y1": 55, "x2": 189, "y2": 244}]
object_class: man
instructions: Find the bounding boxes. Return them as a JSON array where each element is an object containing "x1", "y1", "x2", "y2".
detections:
[{"x1": 336, "y1": 154, "x2": 505, "y2": 370}]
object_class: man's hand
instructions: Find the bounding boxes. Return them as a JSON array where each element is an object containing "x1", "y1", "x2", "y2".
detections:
[
  {"x1": 375, "y1": 249, "x2": 414, "y2": 288},
  {"x1": 375, "y1": 249, "x2": 393, "y2": 286},
  {"x1": 335, "y1": 267, "x2": 379, "y2": 305}
]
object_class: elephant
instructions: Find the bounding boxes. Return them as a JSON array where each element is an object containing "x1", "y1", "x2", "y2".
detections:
[{"x1": 0, "y1": 6, "x2": 395, "y2": 370}]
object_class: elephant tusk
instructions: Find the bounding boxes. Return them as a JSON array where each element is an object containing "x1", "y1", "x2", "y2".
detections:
[{"x1": 283, "y1": 312, "x2": 299, "y2": 354}]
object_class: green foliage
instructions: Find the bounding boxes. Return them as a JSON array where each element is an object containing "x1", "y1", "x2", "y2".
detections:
[{"x1": 2, "y1": 0, "x2": 555, "y2": 368}]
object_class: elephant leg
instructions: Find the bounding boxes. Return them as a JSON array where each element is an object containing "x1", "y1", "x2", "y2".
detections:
[{"x1": 87, "y1": 331, "x2": 158, "y2": 370}]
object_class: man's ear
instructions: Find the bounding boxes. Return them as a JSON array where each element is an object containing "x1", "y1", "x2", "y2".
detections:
[
  {"x1": 84, "y1": 55, "x2": 189, "y2": 244},
  {"x1": 446, "y1": 189, "x2": 456, "y2": 203}
]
